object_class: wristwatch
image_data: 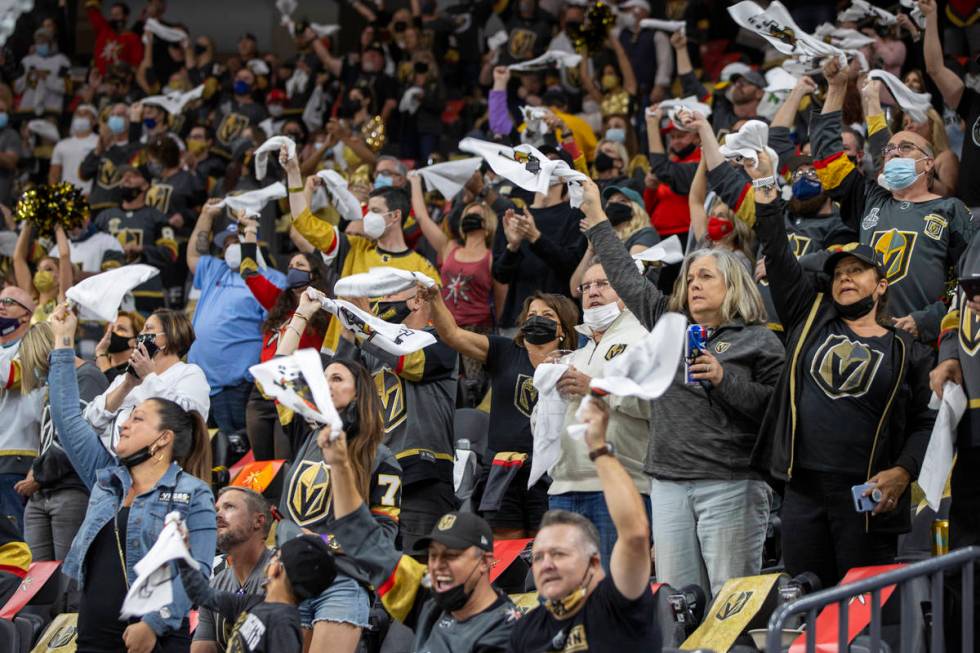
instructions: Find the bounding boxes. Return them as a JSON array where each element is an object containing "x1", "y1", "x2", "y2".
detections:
[{"x1": 588, "y1": 442, "x2": 616, "y2": 462}]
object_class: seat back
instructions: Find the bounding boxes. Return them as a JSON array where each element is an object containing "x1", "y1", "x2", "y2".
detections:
[{"x1": 453, "y1": 408, "x2": 489, "y2": 463}]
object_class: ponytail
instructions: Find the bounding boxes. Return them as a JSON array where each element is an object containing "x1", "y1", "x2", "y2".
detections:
[{"x1": 149, "y1": 398, "x2": 213, "y2": 484}]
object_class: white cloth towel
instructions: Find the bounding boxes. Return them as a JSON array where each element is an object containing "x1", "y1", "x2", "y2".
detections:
[
  {"x1": 27, "y1": 119, "x2": 59, "y2": 143},
  {"x1": 120, "y1": 512, "x2": 197, "y2": 618},
  {"x1": 919, "y1": 383, "x2": 966, "y2": 511},
  {"x1": 277, "y1": 0, "x2": 297, "y2": 33},
  {"x1": 487, "y1": 30, "x2": 509, "y2": 51},
  {"x1": 729, "y1": 1, "x2": 844, "y2": 64},
  {"x1": 333, "y1": 267, "x2": 436, "y2": 298},
  {"x1": 520, "y1": 105, "x2": 550, "y2": 136},
  {"x1": 639, "y1": 18, "x2": 686, "y2": 34},
  {"x1": 529, "y1": 363, "x2": 569, "y2": 487},
  {"x1": 217, "y1": 182, "x2": 287, "y2": 217},
  {"x1": 764, "y1": 68, "x2": 799, "y2": 93},
  {"x1": 253, "y1": 136, "x2": 296, "y2": 180},
  {"x1": 718, "y1": 120, "x2": 779, "y2": 170},
  {"x1": 588, "y1": 312, "x2": 686, "y2": 399},
  {"x1": 868, "y1": 69, "x2": 932, "y2": 124},
  {"x1": 898, "y1": 0, "x2": 926, "y2": 28},
  {"x1": 656, "y1": 96, "x2": 712, "y2": 131},
  {"x1": 513, "y1": 142, "x2": 588, "y2": 207},
  {"x1": 307, "y1": 288, "x2": 436, "y2": 356},
  {"x1": 66, "y1": 264, "x2": 160, "y2": 323},
  {"x1": 507, "y1": 50, "x2": 581, "y2": 72},
  {"x1": 813, "y1": 23, "x2": 875, "y2": 50},
  {"x1": 247, "y1": 59, "x2": 270, "y2": 77},
  {"x1": 315, "y1": 170, "x2": 362, "y2": 223},
  {"x1": 250, "y1": 348, "x2": 344, "y2": 432},
  {"x1": 399, "y1": 86, "x2": 424, "y2": 115},
  {"x1": 415, "y1": 158, "x2": 483, "y2": 200},
  {"x1": 143, "y1": 18, "x2": 187, "y2": 44},
  {"x1": 141, "y1": 85, "x2": 205, "y2": 116},
  {"x1": 309, "y1": 23, "x2": 341, "y2": 37},
  {"x1": 841, "y1": 0, "x2": 897, "y2": 26},
  {"x1": 632, "y1": 235, "x2": 684, "y2": 265}
]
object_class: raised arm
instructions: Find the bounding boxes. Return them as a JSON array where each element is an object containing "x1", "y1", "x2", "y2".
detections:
[
  {"x1": 920, "y1": 0, "x2": 963, "y2": 110},
  {"x1": 689, "y1": 158, "x2": 708, "y2": 241},
  {"x1": 771, "y1": 76, "x2": 816, "y2": 129},
  {"x1": 276, "y1": 291, "x2": 321, "y2": 356},
  {"x1": 12, "y1": 223, "x2": 34, "y2": 294},
  {"x1": 418, "y1": 284, "x2": 489, "y2": 363},
  {"x1": 54, "y1": 225, "x2": 72, "y2": 303},
  {"x1": 186, "y1": 198, "x2": 221, "y2": 275},
  {"x1": 609, "y1": 33, "x2": 637, "y2": 97},
  {"x1": 407, "y1": 172, "x2": 450, "y2": 258}
]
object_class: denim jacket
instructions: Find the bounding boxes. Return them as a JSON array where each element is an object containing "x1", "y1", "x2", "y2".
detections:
[{"x1": 49, "y1": 348, "x2": 217, "y2": 636}]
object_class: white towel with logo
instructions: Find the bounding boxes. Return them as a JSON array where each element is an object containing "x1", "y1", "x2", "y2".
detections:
[
  {"x1": 143, "y1": 18, "x2": 188, "y2": 44},
  {"x1": 250, "y1": 348, "x2": 344, "y2": 431},
  {"x1": 67, "y1": 264, "x2": 160, "y2": 323},
  {"x1": 529, "y1": 363, "x2": 569, "y2": 487},
  {"x1": 728, "y1": 1, "x2": 844, "y2": 64},
  {"x1": 639, "y1": 18, "x2": 686, "y2": 34},
  {"x1": 919, "y1": 383, "x2": 966, "y2": 511},
  {"x1": 718, "y1": 120, "x2": 779, "y2": 170},
  {"x1": 253, "y1": 136, "x2": 296, "y2": 181},
  {"x1": 334, "y1": 267, "x2": 436, "y2": 298},
  {"x1": 217, "y1": 183, "x2": 287, "y2": 217},
  {"x1": 307, "y1": 288, "x2": 436, "y2": 356},
  {"x1": 120, "y1": 512, "x2": 197, "y2": 618},
  {"x1": 813, "y1": 23, "x2": 875, "y2": 50},
  {"x1": 141, "y1": 85, "x2": 205, "y2": 116},
  {"x1": 415, "y1": 158, "x2": 483, "y2": 200},
  {"x1": 868, "y1": 69, "x2": 932, "y2": 124},
  {"x1": 459, "y1": 138, "x2": 588, "y2": 206},
  {"x1": 507, "y1": 50, "x2": 581, "y2": 72}
]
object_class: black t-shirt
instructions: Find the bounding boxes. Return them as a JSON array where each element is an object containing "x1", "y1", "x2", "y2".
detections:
[
  {"x1": 508, "y1": 578, "x2": 660, "y2": 652},
  {"x1": 77, "y1": 506, "x2": 130, "y2": 652},
  {"x1": 220, "y1": 601, "x2": 300, "y2": 653},
  {"x1": 956, "y1": 87, "x2": 980, "y2": 207},
  {"x1": 485, "y1": 336, "x2": 536, "y2": 457},
  {"x1": 797, "y1": 321, "x2": 895, "y2": 475}
]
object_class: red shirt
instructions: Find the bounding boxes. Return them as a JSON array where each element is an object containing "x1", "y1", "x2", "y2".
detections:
[
  {"x1": 644, "y1": 147, "x2": 702, "y2": 237},
  {"x1": 244, "y1": 274, "x2": 324, "y2": 361},
  {"x1": 87, "y1": 7, "x2": 144, "y2": 74}
]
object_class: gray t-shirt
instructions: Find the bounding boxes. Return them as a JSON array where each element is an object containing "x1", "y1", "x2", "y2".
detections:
[{"x1": 193, "y1": 547, "x2": 274, "y2": 650}]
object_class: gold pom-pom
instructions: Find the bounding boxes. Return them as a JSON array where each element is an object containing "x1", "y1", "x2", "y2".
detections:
[
  {"x1": 574, "y1": 2, "x2": 616, "y2": 55},
  {"x1": 15, "y1": 182, "x2": 90, "y2": 238},
  {"x1": 363, "y1": 115, "x2": 386, "y2": 153}
]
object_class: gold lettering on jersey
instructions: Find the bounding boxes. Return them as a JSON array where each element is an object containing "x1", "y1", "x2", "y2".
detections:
[
  {"x1": 604, "y1": 344, "x2": 627, "y2": 360},
  {"x1": 508, "y1": 29, "x2": 537, "y2": 60},
  {"x1": 374, "y1": 369, "x2": 407, "y2": 432},
  {"x1": 810, "y1": 334, "x2": 884, "y2": 399},
  {"x1": 286, "y1": 459, "x2": 332, "y2": 526},
  {"x1": 146, "y1": 184, "x2": 173, "y2": 214},
  {"x1": 960, "y1": 301, "x2": 980, "y2": 356},
  {"x1": 923, "y1": 214, "x2": 947, "y2": 241},
  {"x1": 871, "y1": 229, "x2": 916, "y2": 284},
  {"x1": 514, "y1": 373, "x2": 538, "y2": 418},
  {"x1": 218, "y1": 112, "x2": 250, "y2": 145},
  {"x1": 561, "y1": 624, "x2": 589, "y2": 652},
  {"x1": 788, "y1": 233, "x2": 812, "y2": 258}
]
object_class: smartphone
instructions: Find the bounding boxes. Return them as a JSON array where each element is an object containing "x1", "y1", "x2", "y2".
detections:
[{"x1": 851, "y1": 483, "x2": 882, "y2": 512}]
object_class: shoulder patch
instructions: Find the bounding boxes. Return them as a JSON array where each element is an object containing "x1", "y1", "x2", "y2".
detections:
[{"x1": 604, "y1": 344, "x2": 627, "y2": 360}]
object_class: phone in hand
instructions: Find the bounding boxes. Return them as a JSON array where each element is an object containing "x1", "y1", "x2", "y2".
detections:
[{"x1": 851, "y1": 483, "x2": 882, "y2": 512}]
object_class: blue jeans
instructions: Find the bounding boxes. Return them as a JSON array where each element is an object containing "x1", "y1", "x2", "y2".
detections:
[
  {"x1": 210, "y1": 381, "x2": 251, "y2": 434},
  {"x1": 650, "y1": 478, "x2": 772, "y2": 599},
  {"x1": 548, "y1": 491, "x2": 651, "y2": 571},
  {"x1": 297, "y1": 573, "x2": 371, "y2": 629},
  {"x1": 0, "y1": 473, "x2": 26, "y2": 534}
]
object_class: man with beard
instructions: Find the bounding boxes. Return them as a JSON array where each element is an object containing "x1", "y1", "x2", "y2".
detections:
[{"x1": 192, "y1": 486, "x2": 273, "y2": 653}]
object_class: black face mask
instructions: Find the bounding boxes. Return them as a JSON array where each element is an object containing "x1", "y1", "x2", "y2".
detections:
[
  {"x1": 605, "y1": 202, "x2": 633, "y2": 226},
  {"x1": 109, "y1": 19, "x2": 126, "y2": 32},
  {"x1": 565, "y1": 21, "x2": 582, "y2": 33},
  {"x1": 117, "y1": 435, "x2": 163, "y2": 468},
  {"x1": 107, "y1": 331, "x2": 133, "y2": 354},
  {"x1": 375, "y1": 300, "x2": 412, "y2": 324},
  {"x1": 339, "y1": 400, "x2": 359, "y2": 438},
  {"x1": 119, "y1": 185, "x2": 142, "y2": 202},
  {"x1": 430, "y1": 560, "x2": 481, "y2": 613},
  {"x1": 594, "y1": 151, "x2": 616, "y2": 173},
  {"x1": 193, "y1": 44, "x2": 208, "y2": 56},
  {"x1": 521, "y1": 315, "x2": 558, "y2": 345},
  {"x1": 460, "y1": 213, "x2": 484, "y2": 234},
  {"x1": 672, "y1": 142, "x2": 697, "y2": 159},
  {"x1": 337, "y1": 99, "x2": 362, "y2": 119},
  {"x1": 834, "y1": 294, "x2": 877, "y2": 321}
]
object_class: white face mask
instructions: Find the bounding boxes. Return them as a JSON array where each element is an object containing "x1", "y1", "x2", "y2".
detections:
[
  {"x1": 70, "y1": 117, "x2": 91, "y2": 135},
  {"x1": 362, "y1": 211, "x2": 387, "y2": 240},
  {"x1": 582, "y1": 301, "x2": 622, "y2": 332},
  {"x1": 224, "y1": 243, "x2": 242, "y2": 269}
]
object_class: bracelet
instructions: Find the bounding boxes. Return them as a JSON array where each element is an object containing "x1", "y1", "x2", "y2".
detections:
[
  {"x1": 293, "y1": 314, "x2": 309, "y2": 323},
  {"x1": 288, "y1": 325, "x2": 304, "y2": 339},
  {"x1": 751, "y1": 176, "x2": 777, "y2": 189},
  {"x1": 288, "y1": 185, "x2": 305, "y2": 194}
]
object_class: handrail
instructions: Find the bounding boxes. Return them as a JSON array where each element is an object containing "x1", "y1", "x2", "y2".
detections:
[{"x1": 766, "y1": 546, "x2": 980, "y2": 653}]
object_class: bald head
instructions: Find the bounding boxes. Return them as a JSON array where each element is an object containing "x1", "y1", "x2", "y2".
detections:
[{"x1": 889, "y1": 130, "x2": 934, "y2": 158}]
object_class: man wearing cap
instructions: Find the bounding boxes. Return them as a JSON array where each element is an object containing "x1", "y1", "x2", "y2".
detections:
[
  {"x1": 0, "y1": 287, "x2": 41, "y2": 534},
  {"x1": 321, "y1": 428, "x2": 521, "y2": 653},
  {"x1": 749, "y1": 157, "x2": 935, "y2": 589},
  {"x1": 79, "y1": 102, "x2": 143, "y2": 211}
]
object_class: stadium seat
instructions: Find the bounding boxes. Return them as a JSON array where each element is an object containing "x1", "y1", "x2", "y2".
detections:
[
  {"x1": 0, "y1": 618, "x2": 19, "y2": 653},
  {"x1": 453, "y1": 408, "x2": 489, "y2": 463}
]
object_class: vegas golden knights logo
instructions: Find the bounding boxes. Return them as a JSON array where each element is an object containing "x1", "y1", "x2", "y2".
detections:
[
  {"x1": 98, "y1": 157, "x2": 119, "y2": 189},
  {"x1": 604, "y1": 344, "x2": 627, "y2": 360},
  {"x1": 437, "y1": 514, "x2": 457, "y2": 531},
  {"x1": 716, "y1": 591, "x2": 753, "y2": 621},
  {"x1": 145, "y1": 184, "x2": 173, "y2": 214},
  {"x1": 508, "y1": 29, "x2": 537, "y2": 60},
  {"x1": 788, "y1": 233, "x2": 812, "y2": 258},
  {"x1": 871, "y1": 229, "x2": 916, "y2": 284},
  {"x1": 960, "y1": 302, "x2": 980, "y2": 356},
  {"x1": 923, "y1": 213, "x2": 947, "y2": 241},
  {"x1": 514, "y1": 373, "x2": 537, "y2": 418},
  {"x1": 217, "y1": 112, "x2": 250, "y2": 145},
  {"x1": 286, "y1": 459, "x2": 332, "y2": 526},
  {"x1": 810, "y1": 334, "x2": 883, "y2": 399},
  {"x1": 374, "y1": 369, "x2": 407, "y2": 433}
]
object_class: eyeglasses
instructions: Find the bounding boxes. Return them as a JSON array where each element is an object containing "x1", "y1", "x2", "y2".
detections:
[
  {"x1": 792, "y1": 169, "x2": 818, "y2": 181},
  {"x1": 577, "y1": 279, "x2": 611, "y2": 294},
  {"x1": 881, "y1": 142, "x2": 931, "y2": 159},
  {"x1": 0, "y1": 297, "x2": 29, "y2": 311}
]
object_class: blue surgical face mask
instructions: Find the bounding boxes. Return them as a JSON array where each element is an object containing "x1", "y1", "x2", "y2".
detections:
[
  {"x1": 374, "y1": 173, "x2": 393, "y2": 189},
  {"x1": 107, "y1": 115, "x2": 126, "y2": 134},
  {"x1": 605, "y1": 127, "x2": 626, "y2": 143},
  {"x1": 233, "y1": 80, "x2": 251, "y2": 96},
  {"x1": 35, "y1": 43, "x2": 50, "y2": 57},
  {"x1": 0, "y1": 113, "x2": 8, "y2": 130},
  {"x1": 791, "y1": 177, "x2": 822, "y2": 200},
  {"x1": 878, "y1": 157, "x2": 924, "y2": 191},
  {"x1": 143, "y1": 117, "x2": 157, "y2": 130}
]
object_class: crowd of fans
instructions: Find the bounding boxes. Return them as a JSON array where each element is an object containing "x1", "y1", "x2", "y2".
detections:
[{"x1": 0, "y1": 0, "x2": 977, "y2": 651}]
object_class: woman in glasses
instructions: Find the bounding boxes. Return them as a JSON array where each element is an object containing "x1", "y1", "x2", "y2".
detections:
[{"x1": 93, "y1": 311, "x2": 146, "y2": 383}]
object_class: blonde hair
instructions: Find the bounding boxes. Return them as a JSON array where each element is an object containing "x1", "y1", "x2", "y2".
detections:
[
  {"x1": 667, "y1": 249, "x2": 768, "y2": 325},
  {"x1": 454, "y1": 202, "x2": 498, "y2": 248},
  {"x1": 616, "y1": 200, "x2": 651, "y2": 242},
  {"x1": 593, "y1": 139, "x2": 629, "y2": 175},
  {"x1": 20, "y1": 322, "x2": 54, "y2": 393}
]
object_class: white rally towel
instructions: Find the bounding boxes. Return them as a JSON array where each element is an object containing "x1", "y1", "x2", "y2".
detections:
[
  {"x1": 764, "y1": 67, "x2": 799, "y2": 94},
  {"x1": 459, "y1": 138, "x2": 588, "y2": 206},
  {"x1": 315, "y1": 170, "x2": 363, "y2": 223},
  {"x1": 253, "y1": 136, "x2": 296, "y2": 180},
  {"x1": 918, "y1": 383, "x2": 966, "y2": 511},
  {"x1": 141, "y1": 84, "x2": 205, "y2": 116},
  {"x1": 841, "y1": 0, "x2": 898, "y2": 26},
  {"x1": 120, "y1": 512, "x2": 197, "y2": 618},
  {"x1": 487, "y1": 30, "x2": 509, "y2": 51},
  {"x1": 143, "y1": 18, "x2": 188, "y2": 44},
  {"x1": 813, "y1": 23, "x2": 875, "y2": 50},
  {"x1": 415, "y1": 158, "x2": 483, "y2": 200},
  {"x1": 632, "y1": 235, "x2": 684, "y2": 265},
  {"x1": 27, "y1": 119, "x2": 60, "y2": 143},
  {"x1": 250, "y1": 348, "x2": 344, "y2": 432},
  {"x1": 399, "y1": 86, "x2": 424, "y2": 115},
  {"x1": 520, "y1": 105, "x2": 550, "y2": 136},
  {"x1": 333, "y1": 267, "x2": 436, "y2": 298},
  {"x1": 719, "y1": 120, "x2": 779, "y2": 170},
  {"x1": 589, "y1": 312, "x2": 686, "y2": 399},
  {"x1": 307, "y1": 288, "x2": 436, "y2": 356},
  {"x1": 898, "y1": 0, "x2": 926, "y2": 29},
  {"x1": 66, "y1": 264, "x2": 160, "y2": 323},
  {"x1": 507, "y1": 50, "x2": 581, "y2": 72},
  {"x1": 639, "y1": 18, "x2": 686, "y2": 34},
  {"x1": 247, "y1": 58, "x2": 270, "y2": 77},
  {"x1": 513, "y1": 143, "x2": 589, "y2": 207},
  {"x1": 728, "y1": 1, "x2": 844, "y2": 64},
  {"x1": 277, "y1": 0, "x2": 297, "y2": 33},
  {"x1": 529, "y1": 363, "x2": 569, "y2": 487},
  {"x1": 217, "y1": 182, "x2": 287, "y2": 217},
  {"x1": 868, "y1": 69, "x2": 932, "y2": 124},
  {"x1": 309, "y1": 23, "x2": 342, "y2": 37},
  {"x1": 655, "y1": 96, "x2": 712, "y2": 131}
]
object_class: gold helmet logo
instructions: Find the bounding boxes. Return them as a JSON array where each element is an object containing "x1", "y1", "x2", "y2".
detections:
[{"x1": 437, "y1": 514, "x2": 457, "y2": 531}]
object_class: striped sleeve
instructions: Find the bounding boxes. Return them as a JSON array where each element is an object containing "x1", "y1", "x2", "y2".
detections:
[{"x1": 292, "y1": 207, "x2": 339, "y2": 255}]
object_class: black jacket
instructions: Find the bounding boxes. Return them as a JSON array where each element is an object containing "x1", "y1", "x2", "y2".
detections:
[{"x1": 750, "y1": 199, "x2": 936, "y2": 534}]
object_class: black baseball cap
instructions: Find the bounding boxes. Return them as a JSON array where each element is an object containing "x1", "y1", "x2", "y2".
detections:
[
  {"x1": 279, "y1": 534, "x2": 337, "y2": 600},
  {"x1": 537, "y1": 144, "x2": 574, "y2": 169},
  {"x1": 731, "y1": 69, "x2": 766, "y2": 89},
  {"x1": 414, "y1": 511, "x2": 493, "y2": 553},
  {"x1": 823, "y1": 244, "x2": 884, "y2": 275}
]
